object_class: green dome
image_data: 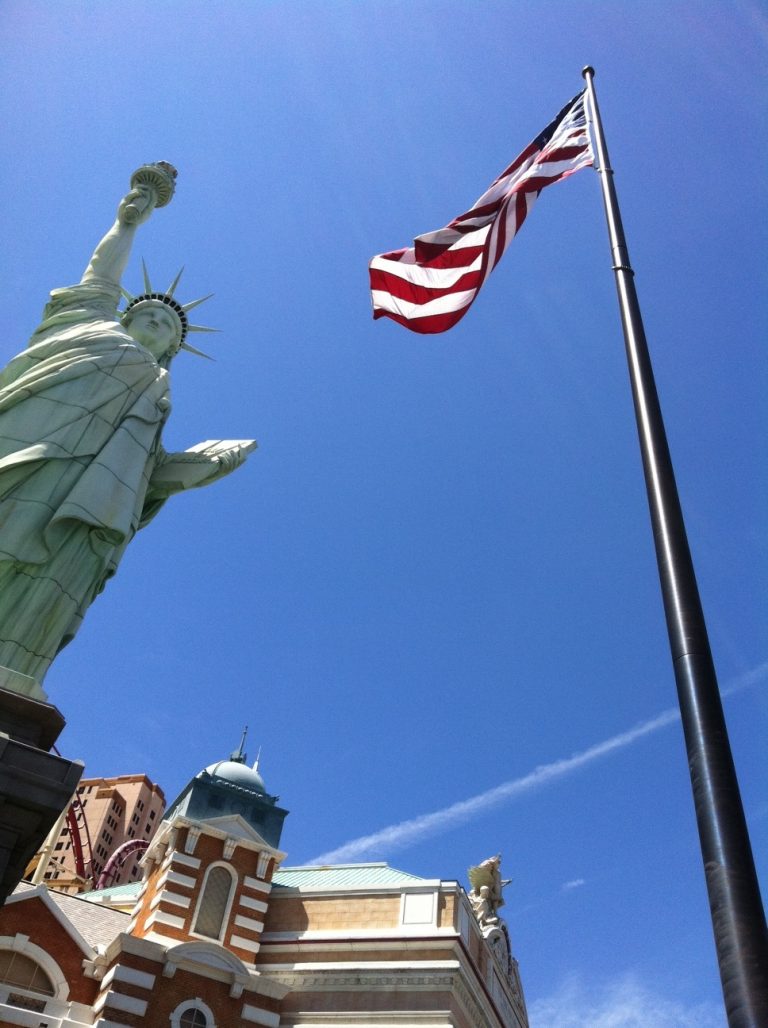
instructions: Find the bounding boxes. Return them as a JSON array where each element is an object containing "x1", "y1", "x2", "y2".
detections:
[{"x1": 203, "y1": 759, "x2": 267, "y2": 795}]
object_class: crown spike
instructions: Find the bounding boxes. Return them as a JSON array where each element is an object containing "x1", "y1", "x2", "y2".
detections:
[
  {"x1": 181, "y1": 293, "x2": 214, "y2": 313},
  {"x1": 141, "y1": 259, "x2": 152, "y2": 294},
  {"x1": 180, "y1": 340, "x2": 215, "y2": 360},
  {"x1": 167, "y1": 266, "x2": 185, "y2": 298},
  {"x1": 123, "y1": 265, "x2": 218, "y2": 360}
]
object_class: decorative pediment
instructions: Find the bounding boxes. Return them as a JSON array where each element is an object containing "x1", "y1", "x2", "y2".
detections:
[
  {"x1": 165, "y1": 939, "x2": 250, "y2": 975},
  {"x1": 164, "y1": 940, "x2": 290, "y2": 999},
  {"x1": 205, "y1": 814, "x2": 268, "y2": 845},
  {"x1": 195, "y1": 815, "x2": 287, "y2": 862}
]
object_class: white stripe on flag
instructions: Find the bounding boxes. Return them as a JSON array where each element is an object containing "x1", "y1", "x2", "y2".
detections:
[
  {"x1": 369, "y1": 90, "x2": 594, "y2": 334},
  {"x1": 371, "y1": 287, "x2": 477, "y2": 319},
  {"x1": 369, "y1": 253, "x2": 483, "y2": 288}
]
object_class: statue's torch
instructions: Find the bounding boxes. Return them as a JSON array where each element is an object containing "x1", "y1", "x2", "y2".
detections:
[{"x1": 122, "y1": 161, "x2": 178, "y2": 224}]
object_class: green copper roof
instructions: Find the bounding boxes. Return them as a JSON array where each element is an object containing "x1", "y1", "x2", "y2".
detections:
[
  {"x1": 79, "y1": 881, "x2": 141, "y2": 903},
  {"x1": 77, "y1": 862, "x2": 425, "y2": 906},
  {"x1": 272, "y1": 862, "x2": 426, "y2": 890}
]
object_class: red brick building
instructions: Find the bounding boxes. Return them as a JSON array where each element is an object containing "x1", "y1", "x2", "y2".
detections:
[{"x1": 0, "y1": 752, "x2": 529, "y2": 1027}]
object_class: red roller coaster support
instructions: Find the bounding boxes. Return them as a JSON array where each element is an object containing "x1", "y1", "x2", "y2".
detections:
[
  {"x1": 65, "y1": 791, "x2": 96, "y2": 888},
  {"x1": 96, "y1": 838, "x2": 149, "y2": 891}
]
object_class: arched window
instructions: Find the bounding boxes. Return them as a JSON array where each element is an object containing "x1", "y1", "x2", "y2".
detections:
[
  {"x1": 180, "y1": 1008, "x2": 208, "y2": 1028},
  {"x1": 0, "y1": 950, "x2": 55, "y2": 995},
  {"x1": 192, "y1": 864, "x2": 235, "y2": 940},
  {"x1": 170, "y1": 997, "x2": 216, "y2": 1028}
]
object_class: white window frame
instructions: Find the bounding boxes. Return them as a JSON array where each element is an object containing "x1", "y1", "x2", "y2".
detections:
[
  {"x1": 169, "y1": 996, "x2": 216, "y2": 1028},
  {"x1": 0, "y1": 935, "x2": 69, "y2": 1000}
]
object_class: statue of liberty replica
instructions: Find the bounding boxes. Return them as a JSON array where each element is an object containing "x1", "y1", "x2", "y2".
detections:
[
  {"x1": 0, "y1": 163, "x2": 254, "y2": 688},
  {"x1": 0, "y1": 163, "x2": 255, "y2": 901}
]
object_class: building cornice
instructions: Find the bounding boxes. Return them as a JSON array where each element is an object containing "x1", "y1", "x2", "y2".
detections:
[
  {"x1": 271, "y1": 880, "x2": 445, "y2": 898},
  {"x1": 259, "y1": 936, "x2": 460, "y2": 955}
]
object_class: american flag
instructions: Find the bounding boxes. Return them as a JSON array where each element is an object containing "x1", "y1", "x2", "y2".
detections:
[{"x1": 369, "y1": 91, "x2": 594, "y2": 334}]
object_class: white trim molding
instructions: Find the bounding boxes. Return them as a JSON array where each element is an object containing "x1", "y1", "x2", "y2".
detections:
[
  {"x1": 241, "y1": 1003, "x2": 280, "y2": 1026},
  {"x1": 239, "y1": 894, "x2": 268, "y2": 914}
]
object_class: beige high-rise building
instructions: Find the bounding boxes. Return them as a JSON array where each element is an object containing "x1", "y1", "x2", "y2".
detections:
[{"x1": 38, "y1": 775, "x2": 165, "y2": 893}]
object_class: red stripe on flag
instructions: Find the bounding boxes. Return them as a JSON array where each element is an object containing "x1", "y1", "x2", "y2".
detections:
[
  {"x1": 538, "y1": 143, "x2": 591, "y2": 163},
  {"x1": 409, "y1": 244, "x2": 486, "y2": 268},
  {"x1": 372, "y1": 305, "x2": 473, "y2": 334},
  {"x1": 370, "y1": 90, "x2": 593, "y2": 333},
  {"x1": 369, "y1": 266, "x2": 483, "y2": 304}
]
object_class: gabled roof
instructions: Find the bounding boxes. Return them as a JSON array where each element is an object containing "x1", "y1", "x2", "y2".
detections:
[
  {"x1": 47, "y1": 887, "x2": 130, "y2": 949},
  {"x1": 8, "y1": 883, "x2": 129, "y2": 952}
]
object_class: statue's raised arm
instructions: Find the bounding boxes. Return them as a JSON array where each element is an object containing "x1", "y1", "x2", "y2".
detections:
[
  {"x1": 81, "y1": 161, "x2": 178, "y2": 288},
  {"x1": 0, "y1": 165, "x2": 255, "y2": 689}
]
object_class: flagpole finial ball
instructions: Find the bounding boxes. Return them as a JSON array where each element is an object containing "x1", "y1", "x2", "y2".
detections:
[{"x1": 582, "y1": 66, "x2": 595, "y2": 79}]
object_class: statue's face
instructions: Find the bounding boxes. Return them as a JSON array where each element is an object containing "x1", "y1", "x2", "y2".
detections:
[{"x1": 125, "y1": 304, "x2": 180, "y2": 359}]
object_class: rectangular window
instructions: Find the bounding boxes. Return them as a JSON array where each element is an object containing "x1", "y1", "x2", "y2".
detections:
[{"x1": 8, "y1": 995, "x2": 46, "y2": 1014}]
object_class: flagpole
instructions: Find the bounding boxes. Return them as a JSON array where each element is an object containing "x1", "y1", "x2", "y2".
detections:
[{"x1": 581, "y1": 66, "x2": 768, "y2": 1026}]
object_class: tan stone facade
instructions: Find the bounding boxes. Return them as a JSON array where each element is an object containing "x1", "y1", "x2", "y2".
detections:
[{"x1": 258, "y1": 871, "x2": 527, "y2": 1028}]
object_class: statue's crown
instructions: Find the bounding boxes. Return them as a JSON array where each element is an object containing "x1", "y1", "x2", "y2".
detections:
[{"x1": 121, "y1": 261, "x2": 217, "y2": 359}]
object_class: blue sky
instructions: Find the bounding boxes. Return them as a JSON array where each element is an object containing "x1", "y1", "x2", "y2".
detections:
[{"x1": 1, "y1": 3, "x2": 765, "y2": 1025}]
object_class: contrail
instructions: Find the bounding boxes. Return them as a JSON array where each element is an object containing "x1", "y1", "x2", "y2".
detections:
[{"x1": 309, "y1": 663, "x2": 767, "y2": 865}]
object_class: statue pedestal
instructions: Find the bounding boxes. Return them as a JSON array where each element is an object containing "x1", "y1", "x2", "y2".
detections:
[{"x1": 0, "y1": 669, "x2": 83, "y2": 904}]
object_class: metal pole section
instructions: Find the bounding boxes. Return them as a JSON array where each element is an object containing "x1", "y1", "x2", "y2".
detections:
[{"x1": 581, "y1": 66, "x2": 768, "y2": 1026}]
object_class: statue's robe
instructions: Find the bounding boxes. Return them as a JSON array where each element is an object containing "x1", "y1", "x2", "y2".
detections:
[{"x1": 0, "y1": 281, "x2": 171, "y2": 681}]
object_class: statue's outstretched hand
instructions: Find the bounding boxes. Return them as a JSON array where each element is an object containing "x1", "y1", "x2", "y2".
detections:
[
  {"x1": 150, "y1": 440, "x2": 257, "y2": 495},
  {"x1": 118, "y1": 185, "x2": 156, "y2": 227},
  {"x1": 215, "y1": 443, "x2": 251, "y2": 476}
]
